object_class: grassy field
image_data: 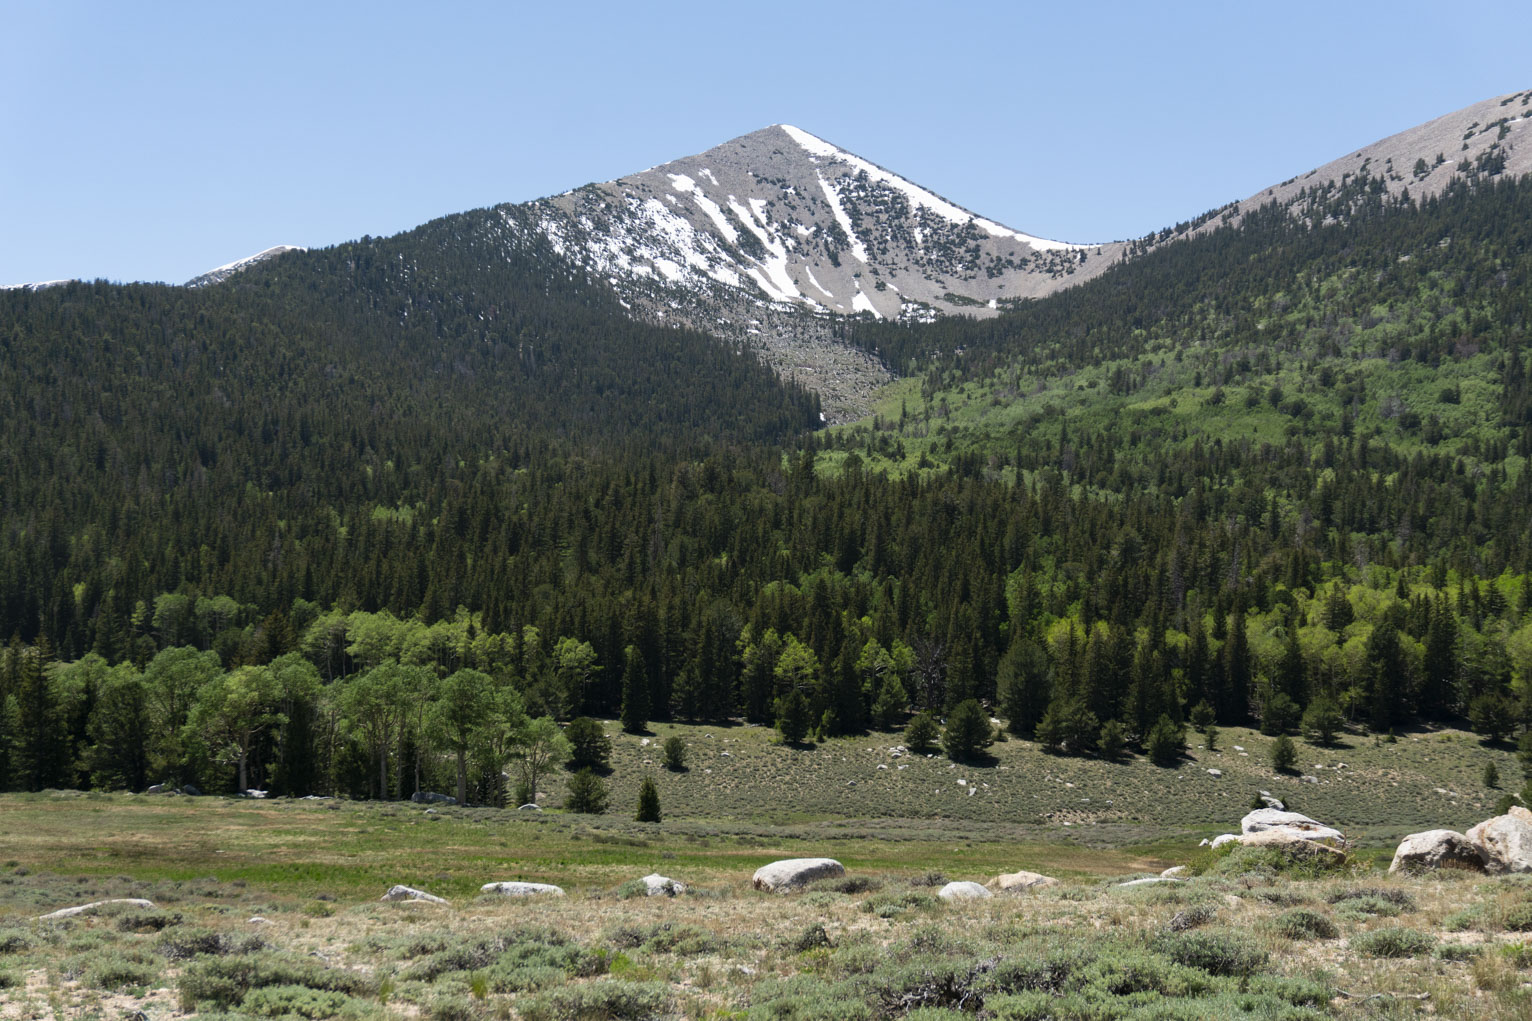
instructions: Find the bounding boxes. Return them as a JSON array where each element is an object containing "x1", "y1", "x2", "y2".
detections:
[{"x1": 0, "y1": 721, "x2": 1524, "y2": 1017}]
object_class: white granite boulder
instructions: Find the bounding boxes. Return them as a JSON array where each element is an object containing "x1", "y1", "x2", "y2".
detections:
[
  {"x1": 751, "y1": 858, "x2": 845, "y2": 892},
  {"x1": 1467, "y1": 806, "x2": 1532, "y2": 873},
  {"x1": 938, "y1": 881, "x2": 992, "y2": 901},
  {"x1": 987, "y1": 870, "x2": 1060, "y2": 892},
  {"x1": 637, "y1": 873, "x2": 687, "y2": 897},
  {"x1": 1240, "y1": 809, "x2": 1347, "y2": 848},
  {"x1": 1388, "y1": 830, "x2": 1491, "y2": 874},
  {"x1": 37, "y1": 898, "x2": 155, "y2": 920},
  {"x1": 381, "y1": 885, "x2": 448, "y2": 904},
  {"x1": 481, "y1": 881, "x2": 565, "y2": 897}
]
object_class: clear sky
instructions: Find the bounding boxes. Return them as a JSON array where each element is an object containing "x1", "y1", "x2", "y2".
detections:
[{"x1": 3, "y1": 0, "x2": 1527, "y2": 286}]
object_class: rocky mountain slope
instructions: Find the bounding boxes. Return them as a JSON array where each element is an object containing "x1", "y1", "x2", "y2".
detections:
[
  {"x1": 516, "y1": 126, "x2": 1126, "y2": 419},
  {"x1": 185, "y1": 244, "x2": 306, "y2": 288}
]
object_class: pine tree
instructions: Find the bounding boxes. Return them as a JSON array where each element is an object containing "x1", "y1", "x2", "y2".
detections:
[
  {"x1": 636, "y1": 774, "x2": 661, "y2": 823},
  {"x1": 941, "y1": 699, "x2": 993, "y2": 762},
  {"x1": 619, "y1": 645, "x2": 649, "y2": 734},
  {"x1": 565, "y1": 768, "x2": 607, "y2": 814}
]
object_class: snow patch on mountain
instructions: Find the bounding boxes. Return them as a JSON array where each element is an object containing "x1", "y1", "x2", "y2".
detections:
[{"x1": 185, "y1": 245, "x2": 305, "y2": 288}]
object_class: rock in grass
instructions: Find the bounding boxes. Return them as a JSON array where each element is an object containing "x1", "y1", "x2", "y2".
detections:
[
  {"x1": 751, "y1": 858, "x2": 845, "y2": 892},
  {"x1": 1117, "y1": 877, "x2": 1184, "y2": 887},
  {"x1": 638, "y1": 873, "x2": 687, "y2": 897},
  {"x1": 1388, "y1": 829, "x2": 1491, "y2": 874},
  {"x1": 1239, "y1": 809, "x2": 1347, "y2": 848},
  {"x1": 1467, "y1": 809, "x2": 1532, "y2": 873},
  {"x1": 938, "y1": 881, "x2": 992, "y2": 901},
  {"x1": 1210, "y1": 834, "x2": 1240, "y2": 849},
  {"x1": 381, "y1": 885, "x2": 449, "y2": 904},
  {"x1": 411, "y1": 791, "x2": 457, "y2": 805},
  {"x1": 987, "y1": 870, "x2": 1059, "y2": 892},
  {"x1": 481, "y1": 881, "x2": 564, "y2": 897},
  {"x1": 1161, "y1": 866, "x2": 1189, "y2": 878},
  {"x1": 37, "y1": 898, "x2": 155, "y2": 920}
]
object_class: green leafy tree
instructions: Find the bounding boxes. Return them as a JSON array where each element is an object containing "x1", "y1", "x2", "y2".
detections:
[
  {"x1": 510, "y1": 716, "x2": 571, "y2": 806},
  {"x1": 942, "y1": 699, "x2": 993, "y2": 762},
  {"x1": 565, "y1": 768, "x2": 607, "y2": 814},
  {"x1": 426, "y1": 668, "x2": 495, "y2": 805},
  {"x1": 184, "y1": 665, "x2": 286, "y2": 793},
  {"x1": 84, "y1": 661, "x2": 151, "y2": 791},
  {"x1": 1301, "y1": 695, "x2": 1344, "y2": 746},
  {"x1": 142, "y1": 646, "x2": 224, "y2": 783},
  {"x1": 904, "y1": 711, "x2": 939, "y2": 755},
  {"x1": 662, "y1": 735, "x2": 687, "y2": 771},
  {"x1": 636, "y1": 774, "x2": 661, "y2": 823},
  {"x1": 554, "y1": 637, "x2": 600, "y2": 717},
  {"x1": 1470, "y1": 693, "x2": 1517, "y2": 744}
]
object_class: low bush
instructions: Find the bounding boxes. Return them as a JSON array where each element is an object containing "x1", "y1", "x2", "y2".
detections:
[
  {"x1": 177, "y1": 951, "x2": 378, "y2": 1010},
  {"x1": 1154, "y1": 930, "x2": 1268, "y2": 976},
  {"x1": 1269, "y1": 909, "x2": 1338, "y2": 940},
  {"x1": 1350, "y1": 926, "x2": 1435, "y2": 958},
  {"x1": 157, "y1": 927, "x2": 266, "y2": 960},
  {"x1": 84, "y1": 950, "x2": 161, "y2": 990},
  {"x1": 240, "y1": 984, "x2": 358, "y2": 1019},
  {"x1": 518, "y1": 979, "x2": 674, "y2": 1021}
]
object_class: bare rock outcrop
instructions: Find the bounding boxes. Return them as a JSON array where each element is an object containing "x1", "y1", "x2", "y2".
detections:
[
  {"x1": 1240, "y1": 809, "x2": 1347, "y2": 848},
  {"x1": 38, "y1": 898, "x2": 155, "y2": 920}
]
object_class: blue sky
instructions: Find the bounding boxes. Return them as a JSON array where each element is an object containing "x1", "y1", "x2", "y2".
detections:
[{"x1": 3, "y1": 1, "x2": 1527, "y2": 285}]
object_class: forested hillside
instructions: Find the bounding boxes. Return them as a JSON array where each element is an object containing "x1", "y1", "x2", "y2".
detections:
[{"x1": 2, "y1": 169, "x2": 1532, "y2": 802}]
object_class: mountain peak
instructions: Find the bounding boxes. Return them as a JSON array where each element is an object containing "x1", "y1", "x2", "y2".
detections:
[{"x1": 185, "y1": 245, "x2": 306, "y2": 288}]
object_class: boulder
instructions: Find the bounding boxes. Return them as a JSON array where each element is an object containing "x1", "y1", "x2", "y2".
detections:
[
  {"x1": 938, "y1": 881, "x2": 992, "y2": 901},
  {"x1": 1206, "y1": 769, "x2": 1222, "y2": 778},
  {"x1": 37, "y1": 898, "x2": 155, "y2": 920},
  {"x1": 1257, "y1": 792, "x2": 1285, "y2": 811},
  {"x1": 1210, "y1": 833, "x2": 1240, "y2": 849},
  {"x1": 1237, "y1": 829, "x2": 1348, "y2": 865},
  {"x1": 1160, "y1": 866, "x2": 1189, "y2": 878},
  {"x1": 180, "y1": 784, "x2": 202, "y2": 797},
  {"x1": 242, "y1": 789, "x2": 268, "y2": 799},
  {"x1": 987, "y1": 870, "x2": 1059, "y2": 892},
  {"x1": 481, "y1": 881, "x2": 564, "y2": 897},
  {"x1": 517, "y1": 803, "x2": 542, "y2": 811},
  {"x1": 381, "y1": 885, "x2": 448, "y2": 904},
  {"x1": 1239, "y1": 808, "x2": 1346, "y2": 848},
  {"x1": 144, "y1": 783, "x2": 171, "y2": 795},
  {"x1": 411, "y1": 791, "x2": 457, "y2": 805},
  {"x1": 1388, "y1": 830, "x2": 1490, "y2": 875},
  {"x1": 751, "y1": 858, "x2": 845, "y2": 892},
  {"x1": 1117, "y1": 877, "x2": 1183, "y2": 887},
  {"x1": 637, "y1": 873, "x2": 687, "y2": 897},
  {"x1": 1467, "y1": 810, "x2": 1532, "y2": 873}
]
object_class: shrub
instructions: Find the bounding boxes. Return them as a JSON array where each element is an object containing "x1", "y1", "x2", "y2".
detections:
[
  {"x1": 1436, "y1": 942, "x2": 1482, "y2": 962},
  {"x1": 661, "y1": 736, "x2": 687, "y2": 771},
  {"x1": 519, "y1": 980, "x2": 674, "y2": 1021},
  {"x1": 240, "y1": 984, "x2": 356, "y2": 1018},
  {"x1": 116, "y1": 910, "x2": 181, "y2": 933},
  {"x1": 157, "y1": 927, "x2": 266, "y2": 960},
  {"x1": 635, "y1": 775, "x2": 660, "y2": 823},
  {"x1": 789, "y1": 923, "x2": 833, "y2": 952},
  {"x1": 1498, "y1": 902, "x2": 1532, "y2": 931},
  {"x1": 942, "y1": 699, "x2": 993, "y2": 762},
  {"x1": 1350, "y1": 926, "x2": 1435, "y2": 958},
  {"x1": 1269, "y1": 909, "x2": 1338, "y2": 940},
  {"x1": 1327, "y1": 887, "x2": 1415, "y2": 911},
  {"x1": 0, "y1": 930, "x2": 34, "y2": 955},
  {"x1": 85, "y1": 952, "x2": 161, "y2": 991},
  {"x1": 178, "y1": 951, "x2": 378, "y2": 1010},
  {"x1": 564, "y1": 768, "x2": 608, "y2": 814},
  {"x1": 1155, "y1": 930, "x2": 1268, "y2": 976}
]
